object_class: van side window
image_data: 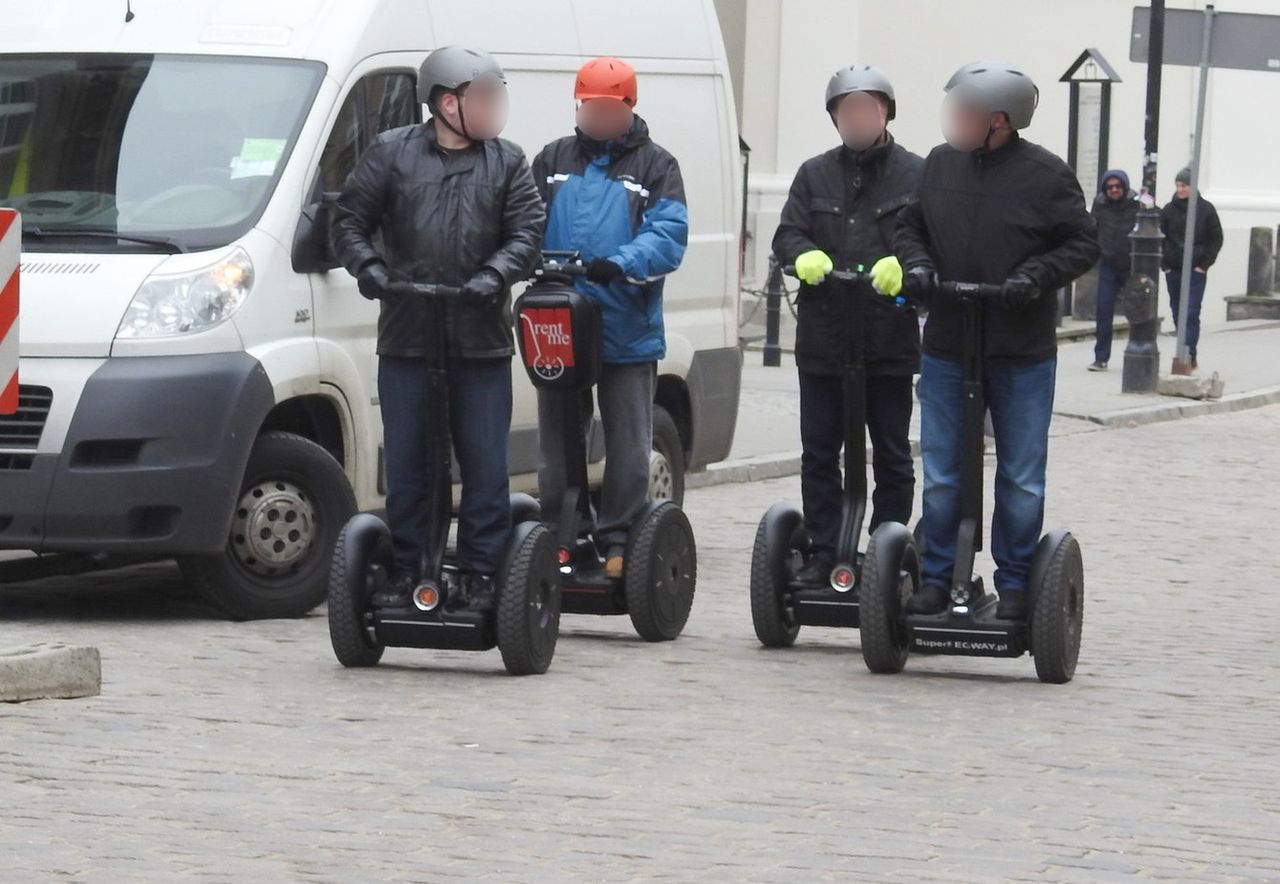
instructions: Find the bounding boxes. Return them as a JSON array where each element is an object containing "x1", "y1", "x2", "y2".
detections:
[{"x1": 316, "y1": 71, "x2": 419, "y2": 196}]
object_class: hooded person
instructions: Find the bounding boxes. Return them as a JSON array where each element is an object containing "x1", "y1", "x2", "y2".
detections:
[{"x1": 1088, "y1": 169, "x2": 1140, "y2": 370}]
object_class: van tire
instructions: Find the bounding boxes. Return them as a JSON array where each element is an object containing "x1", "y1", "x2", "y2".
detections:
[
  {"x1": 180, "y1": 431, "x2": 356, "y2": 621},
  {"x1": 650, "y1": 405, "x2": 685, "y2": 506}
]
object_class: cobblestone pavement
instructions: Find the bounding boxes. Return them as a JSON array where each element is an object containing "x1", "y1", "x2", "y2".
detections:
[{"x1": 1, "y1": 407, "x2": 1277, "y2": 881}]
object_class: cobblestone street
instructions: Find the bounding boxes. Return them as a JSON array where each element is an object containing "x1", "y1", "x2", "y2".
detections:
[{"x1": 2, "y1": 406, "x2": 1278, "y2": 881}]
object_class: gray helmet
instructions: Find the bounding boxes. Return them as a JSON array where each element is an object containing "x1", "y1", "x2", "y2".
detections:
[
  {"x1": 944, "y1": 60, "x2": 1038, "y2": 129},
  {"x1": 417, "y1": 45, "x2": 506, "y2": 108},
  {"x1": 825, "y1": 64, "x2": 895, "y2": 120}
]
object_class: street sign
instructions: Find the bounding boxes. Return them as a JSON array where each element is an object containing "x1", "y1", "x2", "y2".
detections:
[
  {"x1": 0, "y1": 209, "x2": 18, "y2": 415},
  {"x1": 1131, "y1": 6, "x2": 1280, "y2": 72}
]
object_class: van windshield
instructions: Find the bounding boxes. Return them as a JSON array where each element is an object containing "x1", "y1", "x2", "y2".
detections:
[{"x1": 0, "y1": 54, "x2": 324, "y2": 253}]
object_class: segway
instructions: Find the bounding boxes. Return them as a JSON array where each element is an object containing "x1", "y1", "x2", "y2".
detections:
[
  {"x1": 513, "y1": 253, "x2": 696, "y2": 642},
  {"x1": 858, "y1": 280, "x2": 1084, "y2": 684},
  {"x1": 750, "y1": 265, "x2": 913, "y2": 646},
  {"x1": 327, "y1": 280, "x2": 560, "y2": 676}
]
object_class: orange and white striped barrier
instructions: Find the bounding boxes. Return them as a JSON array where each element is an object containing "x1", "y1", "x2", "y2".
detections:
[{"x1": 0, "y1": 209, "x2": 18, "y2": 415}]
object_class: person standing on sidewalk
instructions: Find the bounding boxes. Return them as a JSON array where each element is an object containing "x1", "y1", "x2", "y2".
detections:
[
  {"x1": 531, "y1": 57, "x2": 688, "y2": 579},
  {"x1": 332, "y1": 46, "x2": 545, "y2": 608},
  {"x1": 1088, "y1": 169, "x2": 1139, "y2": 371},
  {"x1": 895, "y1": 60, "x2": 1098, "y2": 620},
  {"x1": 772, "y1": 65, "x2": 922, "y2": 587},
  {"x1": 1160, "y1": 166, "x2": 1223, "y2": 371}
]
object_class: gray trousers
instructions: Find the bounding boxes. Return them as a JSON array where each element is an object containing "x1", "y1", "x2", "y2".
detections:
[{"x1": 537, "y1": 362, "x2": 655, "y2": 549}]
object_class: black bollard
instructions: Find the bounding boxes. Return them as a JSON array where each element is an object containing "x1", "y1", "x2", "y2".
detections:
[
  {"x1": 1122, "y1": 208, "x2": 1163, "y2": 393},
  {"x1": 763, "y1": 257, "x2": 782, "y2": 368}
]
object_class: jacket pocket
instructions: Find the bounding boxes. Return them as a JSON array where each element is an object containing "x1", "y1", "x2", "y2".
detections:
[{"x1": 808, "y1": 198, "x2": 844, "y2": 249}]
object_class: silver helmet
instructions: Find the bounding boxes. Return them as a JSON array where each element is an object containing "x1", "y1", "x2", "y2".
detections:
[
  {"x1": 944, "y1": 60, "x2": 1038, "y2": 129},
  {"x1": 825, "y1": 64, "x2": 896, "y2": 121},
  {"x1": 417, "y1": 45, "x2": 506, "y2": 109}
]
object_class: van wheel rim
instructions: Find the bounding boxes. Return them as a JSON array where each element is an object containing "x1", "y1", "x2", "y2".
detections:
[
  {"x1": 232, "y1": 480, "x2": 316, "y2": 576},
  {"x1": 649, "y1": 451, "x2": 673, "y2": 501}
]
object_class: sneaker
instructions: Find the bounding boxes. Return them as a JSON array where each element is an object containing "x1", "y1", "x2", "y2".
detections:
[
  {"x1": 1087, "y1": 360, "x2": 1108, "y2": 372},
  {"x1": 793, "y1": 556, "x2": 834, "y2": 587},
  {"x1": 372, "y1": 572, "x2": 415, "y2": 609},
  {"x1": 603, "y1": 545, "x2": 625, "y2": 579},
  {"x1": 996, "y1": 591, "x2": 1030, "y2": 621},
  {"x1": 907, "y1": 583, "x2": 949, "y2": 615}
]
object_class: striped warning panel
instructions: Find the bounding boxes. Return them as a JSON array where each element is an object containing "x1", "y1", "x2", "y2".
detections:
[{"x1": 0, "y1": 209, "x2": 18, "y2": 415}]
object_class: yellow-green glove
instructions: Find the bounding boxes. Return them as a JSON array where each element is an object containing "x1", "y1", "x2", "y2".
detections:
[
  {"x1": 870, "y1": 255, "x2": 904, "y2": 297},
  {"x1": 794, "y1": 249, "x2": 834, "y2": 285}
]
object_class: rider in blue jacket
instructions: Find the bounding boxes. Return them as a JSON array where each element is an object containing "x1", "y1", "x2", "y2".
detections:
[{"x1": 532, "y1": 56, "x2": 688, "y2": 578}]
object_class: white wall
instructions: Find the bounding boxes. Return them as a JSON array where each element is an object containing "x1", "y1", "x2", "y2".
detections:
[{"x1": 717, "y1": 0, "x2": 1280, "y2": 325}]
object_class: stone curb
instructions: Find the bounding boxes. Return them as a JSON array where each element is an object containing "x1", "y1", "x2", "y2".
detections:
[{"x1": 0, "y1": 643, "x2": 102, "y2": 702}]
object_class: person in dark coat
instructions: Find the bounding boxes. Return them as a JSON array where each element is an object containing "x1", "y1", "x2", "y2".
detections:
[
  {"x1": 895, "y1": 61, "x2": 1099, "y2": 620},
  {"x1": 1160, "y1": 167, "x2": 1223, "y2": 369},
  {"x1": 331, "y1": 46, "x2": 545, "y2": 609},
  {"x1": 1089, "y1": 169, "x2": 1140, "y2": 370},
  {"x1": 772, "y1": 64, "x2": 922, "y2": 586}
]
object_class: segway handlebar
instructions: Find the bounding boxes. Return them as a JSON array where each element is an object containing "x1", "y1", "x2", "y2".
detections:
[
  {"x1": 780, "y1": 266, "x2": 872, "y2": 284},
  {"x1": 935, "y1": 281, "x2": 1005, "y2": 300},
  {"x1": 385, "y1": 281, "x2": 467, "y2": 299},
  {"x1": 533, "y1": 251, "x2": 588, "y2": 280}
]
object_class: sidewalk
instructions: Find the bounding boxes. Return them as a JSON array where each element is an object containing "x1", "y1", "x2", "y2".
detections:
[{"x1": 692, "y1": 317, "x2": 1280, "y2": 488}]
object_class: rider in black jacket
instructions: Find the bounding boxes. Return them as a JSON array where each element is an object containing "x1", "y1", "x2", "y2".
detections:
[
  {"x1": 331, "y1": 46, "x2": 545, "y2": 607},
  {"x1": 773, "y1": 64, "x2": 922, "y2": 585},
  {"x1": 895, "y1": 60, "x2": 1099, "y2": 620}
]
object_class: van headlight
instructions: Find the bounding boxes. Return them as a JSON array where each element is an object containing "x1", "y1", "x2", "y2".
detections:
[{"x1": 116, "y1": 248, "x2": 254, "y2": 338}]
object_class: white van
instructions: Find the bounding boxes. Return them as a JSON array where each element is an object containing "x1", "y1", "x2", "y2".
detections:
[{"x1": 0, "y1": 0, "x2": 742, "y2": 618}]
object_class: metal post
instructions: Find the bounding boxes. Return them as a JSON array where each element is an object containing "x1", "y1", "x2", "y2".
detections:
[
  {"x1": 763, "y1": 256, "x2": 782, "y2": 368},
  {"x1": 1123, "y1": 0, "x2": 1165, "y2": 393},
  {"x1": 1172, "y1": 5, "x2": 1215, "y2": 375}
]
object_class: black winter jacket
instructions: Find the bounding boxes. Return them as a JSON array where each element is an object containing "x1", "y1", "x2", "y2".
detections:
[
  {"x1": 331, "y1": 121, "x2": 546, "y2": 359},
  {"x1": 772, "y1": 136, "x2": 924, "y2": 377},
  {"x1": 1160, "y1": 195, "x2": 1223, "y2": 273},
  {"x1": 1092, "y1": 169, "x2": 1140, "y2": 273},
  {"x1": 895, "y1": 134, "x2": 1100, "y2": 363}
]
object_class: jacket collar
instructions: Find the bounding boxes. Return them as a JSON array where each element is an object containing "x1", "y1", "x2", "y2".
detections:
[{"x1": 575, "y1": 114, "x2": 652, "y2": 162}]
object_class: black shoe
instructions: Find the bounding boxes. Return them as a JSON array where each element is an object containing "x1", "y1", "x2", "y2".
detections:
[
  {"x1": 996, "y1": 591, "x2": 1030, "y2": 621},
  {"x1": 793, "y1": 556, "x2": 834, "y2": 587},
  {"x1": 907, "y1": 583, "x2": 949, "y2": 615},
  {"x1": 372, "y1": 572, "x2": 415, "y2": 609},
  {"x1": 464, "y1": 573, "x2": 497, "y2": 611}
]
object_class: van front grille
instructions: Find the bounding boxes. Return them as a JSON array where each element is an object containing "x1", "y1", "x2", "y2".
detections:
[{"x1": 0, "y1": 385, "x2": 53, "y2": 452}]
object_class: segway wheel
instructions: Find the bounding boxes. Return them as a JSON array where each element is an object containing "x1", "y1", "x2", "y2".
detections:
[
  {"x1": 859, "y1": 522, "x2": 919, "y2": 674},
  {"x1": 749, "y1": 504, "x2": 805, "y2": 648},
  {"x1": 497, "y1": 522, "x2": 561, "y2": 676},
  {"x1": 327, "y1": 514, "x2": 388, "y2": 668},
  {"x1": 625, "y1": 501, "x2": 697, "y2": 642},
  {"x1": 1030, "y1": 530, "x2": 1084, "y2": 685}
]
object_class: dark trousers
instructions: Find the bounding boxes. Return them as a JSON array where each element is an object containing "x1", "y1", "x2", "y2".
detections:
[
  {"x1": 798, "y1": 369, "x2": 915, "y2": 562},
  {"x1": 1094, "y1": 264, "x2": 1125, "y2": 364},
  {"x1": 1166, "y1": 270, "x2": 1207, "y2": 359},
  {"x1": 378, "y1": 355, "x2": 512, "y2": 577}
]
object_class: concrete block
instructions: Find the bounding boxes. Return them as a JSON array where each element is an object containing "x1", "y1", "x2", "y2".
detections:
[
  {"x1": 0, "y1": 642, "x2": 101, "y2": 702},
  {"x1": 1158, "y1": 372, "x2": 1224, "y2": 401}
]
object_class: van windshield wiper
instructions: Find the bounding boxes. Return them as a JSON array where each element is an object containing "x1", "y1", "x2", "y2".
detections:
[{"x1": 23, "y1": 226, "x2": 187, "y2": 253}]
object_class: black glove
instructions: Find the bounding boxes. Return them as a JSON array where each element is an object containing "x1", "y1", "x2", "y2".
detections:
[
  {"x1": 1000, "y1": 273, "x2": 1041, "y2": 309},
  {"x1": 586, "y1": 258, "x2": 626, "y2": 285},
  {"x1": 356, "y1": 260, "x2": 391, "y2": 300},
  {"x1": 462, "y1": 268, "x2": 505, "y2": 304},
  {"x1": 901, "y1": 265, "x2": 938, "y2": 303}
]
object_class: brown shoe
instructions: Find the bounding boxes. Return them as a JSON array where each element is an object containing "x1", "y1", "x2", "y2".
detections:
[{"x1": 604, "y1": 547, "x2": 625, "y2": 579}]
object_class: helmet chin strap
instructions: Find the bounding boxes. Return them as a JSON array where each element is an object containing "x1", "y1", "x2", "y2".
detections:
[{"x1": 436, "y1": 90, "x2": 474, "y2": 142}]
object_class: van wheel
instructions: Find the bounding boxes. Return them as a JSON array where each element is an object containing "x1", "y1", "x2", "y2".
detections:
[
  {"x1": 650, "y1": 405, "x2": 685, "y2": 506},
  {"x1": 180, "y1": 431, "x2": 356, "y2": 621}
]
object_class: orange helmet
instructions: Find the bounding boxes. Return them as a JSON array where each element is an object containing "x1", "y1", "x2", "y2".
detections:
[{"x1": 575, "y1": 57, "x2": 637, "y2": 106}]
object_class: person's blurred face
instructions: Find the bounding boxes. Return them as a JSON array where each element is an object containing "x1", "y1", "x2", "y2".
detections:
[
  {"x1": 438, "y1": 73, "x2": 509, "y2": 142},
  {"x1": 1175, "y1": 180, "x2": 1191, "y2": 199},
  {"x1": 575, "y1": 97, "x2": 635, "y2": 141},
  {"x1": 832, "y1": 91, "x2": 888, "y2": 151},
  {"x1": 941, "y1": 92, "x2": 1005, "y2": 151},
  {"x1": 1104, "y1": 177, "x2": 1126, "y2": 202}
]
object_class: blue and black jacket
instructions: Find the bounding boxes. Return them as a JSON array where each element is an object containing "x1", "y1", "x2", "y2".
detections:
[{"x1": 531, "y1": 116, "x2": 688, "y2": 364}]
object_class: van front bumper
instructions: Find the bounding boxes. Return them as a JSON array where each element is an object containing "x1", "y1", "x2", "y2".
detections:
[{"x1": 0, "y1": 353, "x2": 274, "y2": 554}]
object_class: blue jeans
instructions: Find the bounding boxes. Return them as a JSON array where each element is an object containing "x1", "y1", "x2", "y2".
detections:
[
  {"x1": 1165, "y1": 270, "x2": 1206, "y2": 359},
  {"x1": 378, "y1": 356, "x2": 512, "y2": 576},
  {"x1": 918, "y1": 354, "x2": 1056, "y2": 595},
  {"x1": 1094, "y1": 264, "x2": 1125, "y2": 364}
]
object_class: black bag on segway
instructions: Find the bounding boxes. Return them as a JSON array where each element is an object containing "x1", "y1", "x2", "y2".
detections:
[{"x1": 514, "y1": 283, "x2": 602, "y2": 390}]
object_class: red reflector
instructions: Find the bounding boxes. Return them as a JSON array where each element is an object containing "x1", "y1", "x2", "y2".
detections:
[{"x1": 556, "y1": 547, "x2": 571, "y2": 565}]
